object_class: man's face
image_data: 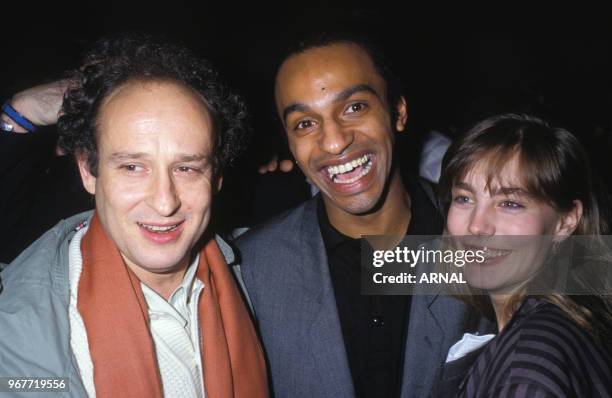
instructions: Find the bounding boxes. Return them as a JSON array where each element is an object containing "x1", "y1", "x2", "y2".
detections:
[
  {"x1": 78, "y1": 80, "x2": 217, "y2": 279},
  {"x1": 275, "y1": 42, "x2": 407, "y2": 216}
]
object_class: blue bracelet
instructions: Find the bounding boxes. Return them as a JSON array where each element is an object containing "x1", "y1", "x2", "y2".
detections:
[{"x1": 1, "y1": 102, "x2": 37, "y2": 132}]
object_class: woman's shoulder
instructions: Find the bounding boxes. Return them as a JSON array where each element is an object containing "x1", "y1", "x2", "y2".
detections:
[
  {"x1": 496, "y1": 298, "x2": 612, "y2": 397},
  {"x1": 511, "y1": 298, "x2": 607, "y2": 357}
]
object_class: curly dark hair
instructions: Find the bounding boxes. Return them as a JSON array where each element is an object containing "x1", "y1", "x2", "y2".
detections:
[{"x1": 58, "y1": 33, "x2": 249, "y2": 178}]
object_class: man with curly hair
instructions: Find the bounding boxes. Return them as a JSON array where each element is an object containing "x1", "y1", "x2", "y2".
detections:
[{"x1": 0, "y1": 35, "x2": 268, "y2": 398}]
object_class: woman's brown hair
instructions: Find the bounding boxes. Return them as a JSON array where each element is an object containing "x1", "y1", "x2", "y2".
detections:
[{"x1": 438, "y1": 113, "x2": 612, "y2": 346}]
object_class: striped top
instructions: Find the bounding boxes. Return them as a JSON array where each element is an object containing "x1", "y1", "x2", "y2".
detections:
[{"x1": 456, "y1": 298, "x2": 612, "y2": 398}]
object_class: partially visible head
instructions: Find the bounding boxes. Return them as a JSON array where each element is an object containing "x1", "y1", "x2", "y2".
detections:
[
  {"x1": 274, "y1": 34, "x2": 407, "y2": 217},
  {"x1": 58, "y1": 34, "x2": 248, "y2": 278},
  {"x1": 440, "y1": 114, "x2": 604, "y2": 294}
]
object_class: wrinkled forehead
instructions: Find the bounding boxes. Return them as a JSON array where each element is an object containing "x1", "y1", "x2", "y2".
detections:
[{"x1": 274, "y1": 42, "x2": 387, "y2": 108}]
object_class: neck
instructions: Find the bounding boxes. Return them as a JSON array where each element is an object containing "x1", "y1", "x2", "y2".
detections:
[
  {"x1": 123, "y1": 256, "x2": 189, "y2": 300},
  {"x1": 325, "y1": 169, "x2": 411, "y2": 239},
  {"x1": 490, "y1": 293, "x2": 513, "y2": 332}
]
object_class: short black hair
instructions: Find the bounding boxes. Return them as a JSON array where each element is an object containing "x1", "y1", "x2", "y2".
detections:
[
  {"x1": 275, "y1": 24, "x2": 403, "y2": 124},
  {"x1": 58, "y1": 33, "x2": 248, "y2": 178}
]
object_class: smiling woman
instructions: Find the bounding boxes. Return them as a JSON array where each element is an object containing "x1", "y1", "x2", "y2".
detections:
[{"x1": 439, "y1": 113, "x2": 612, "y2": 397}]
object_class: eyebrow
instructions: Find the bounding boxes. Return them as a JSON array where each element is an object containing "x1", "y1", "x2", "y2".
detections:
[
  {"x1": 175, "y1": 153, "x2": 209, "y2": 163},
  {"x1": 454, "y1": 181, "x2": 474, "y2": 192},
  {"x1": 108, "y1": 152, "x2": 149, "y2": 162},
  {"x1": 281, "y1": 84, "x2": 380, "y2": 124},
  {"x1": 454, "y1": 182, "x2": 531, "y2": 197},
  {"x1": 335, "y1": 84, "x2": 379, "y2": 103},
  {"x1": 493, "y1": 187, "x2": 531, "y2": 197},
  {"x1": 108, "y1": 152, "x2": 209, "y2": 163},
  {"x1": 282, "y1": 103, "x2": 309, "y2": 124}
]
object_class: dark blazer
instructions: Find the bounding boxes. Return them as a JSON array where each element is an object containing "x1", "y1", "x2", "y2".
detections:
[{"x1": 236, "y1": 197, "x2": 488, "y2": 397}]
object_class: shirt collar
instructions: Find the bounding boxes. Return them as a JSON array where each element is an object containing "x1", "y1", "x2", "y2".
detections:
[
  {"x1": 169, "y1": 253, "x2": 200, "y2": 304},
  {"x1": 316, "y1": 173, "x2": 441, "y2": 252},
  {"x1": 141, "y1": 254, "x2": 203, "y2": 326},
  {"x1": 317, "y1": 196, "x2": 355, "y2": 253}
]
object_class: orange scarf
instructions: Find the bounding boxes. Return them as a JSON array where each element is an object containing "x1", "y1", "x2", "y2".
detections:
[{"x1": 77, "y1": 214, "x2": 268, "y2": 397}]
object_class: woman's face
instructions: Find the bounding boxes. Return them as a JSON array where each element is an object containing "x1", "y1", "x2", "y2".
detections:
[{"x1": 446, "y1": 153, "x2": 567, "y2": 293}]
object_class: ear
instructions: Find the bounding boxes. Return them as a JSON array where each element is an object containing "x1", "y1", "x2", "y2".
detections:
[
  {"x1": 77, "y1": 154, "x2": 96, "y2": 195},
  {"x1": 554, "y1": 200, "x2": 583, "y2": 238},
  {"x1": 395, "y1": 96, "x2": 408, "y2": 133}
]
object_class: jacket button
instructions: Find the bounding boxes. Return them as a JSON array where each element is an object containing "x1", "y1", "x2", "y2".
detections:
[{"x1": 372, "y1": 316, "x2": 385, "y2": 327}]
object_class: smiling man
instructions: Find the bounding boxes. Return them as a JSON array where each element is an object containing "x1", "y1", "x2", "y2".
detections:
[
  {"x1": 236, "y1": 35, "x2": 479, "y2": 397},
  {"x1": 0, "y1": 35, "x2": 267, "y2": 398}
]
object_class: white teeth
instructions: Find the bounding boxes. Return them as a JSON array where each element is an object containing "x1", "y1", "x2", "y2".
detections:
[
  {"x1": 335, "y1": 162, "x2": 372, "y2": 184},
  {"x1": 479, "y1": 247, "x2": 510, "y2": 259},
  {"x1": 326, "y1": 154, "x2": 371, "y2": 182},
  {"x1": 138, "y1": 223, "x2": 179, "y2": 233}
]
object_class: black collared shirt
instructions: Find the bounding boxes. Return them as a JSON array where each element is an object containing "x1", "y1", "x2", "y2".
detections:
[{"x1": 317, "y1": 176, "x2": 443, "y2": 398}]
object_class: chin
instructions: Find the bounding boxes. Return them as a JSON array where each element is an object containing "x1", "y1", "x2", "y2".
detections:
[
  {"x1": 348, "y1": 194, "x2": 385, "y2": 216},
  {"x1": 131, "y1": 250, "x2": 191, "y2": 273},
  {"x1": 465, "y1": 267, "x2": 497, "y2": 290},
  {"x1": 465, "y1": 273, "x2": 516, "y2": 292},
  {"x1": 328, "y1": 185, "x2": 383, "y2": 214},
  {"x1": 332, "y1": 200, "x2": 374, "y2": 216}
]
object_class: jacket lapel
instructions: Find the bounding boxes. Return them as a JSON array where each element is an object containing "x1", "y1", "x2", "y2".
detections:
[
  {"x1": 400, "y1": 260, "x2": 476, "y2": 398},
  {"x1": 299, "y1": 199, "x2": 354, "y2": 397},
  {"x1": 401, "y1": 291, "x2": 444, "y2": 398},
  {"x1": 400, "y1": 259, "x2": 456, "y2": 398}
]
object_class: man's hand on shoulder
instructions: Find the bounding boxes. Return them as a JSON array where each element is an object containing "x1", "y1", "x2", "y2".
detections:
[{"x1": 257, "y1": 154, "x2": 295, "y2": 174}]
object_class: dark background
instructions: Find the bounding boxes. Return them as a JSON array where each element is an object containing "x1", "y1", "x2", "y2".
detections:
[{"x1": 3, "y1": 4, "x2": 611, "y2": 232}]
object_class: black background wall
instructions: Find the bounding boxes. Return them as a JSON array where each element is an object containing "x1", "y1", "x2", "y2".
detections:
[{"x1": 3, "y1": 3, "x2": 611, "y2": 231}]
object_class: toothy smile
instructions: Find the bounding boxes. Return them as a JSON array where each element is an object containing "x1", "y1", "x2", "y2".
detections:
[
  {"x1": 480, "y1": 247, "x2": 511, "y2": 259},
  {"x1": 137, "y1": 222, "x2": 182, "y2": 233},
  {"x1": 325, "y1": 154, "x2": 373, "y2": 184},
  {"x1": 467, "y1": 245, "x2": 512, "y2": 261}
]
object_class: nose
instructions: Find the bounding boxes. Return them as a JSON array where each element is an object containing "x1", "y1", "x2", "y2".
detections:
[
  {"x1": 319, "y1": 119, "x2": 354, "y2": 155},
  {"x1": 147, "y1": 170, "x2": 181, "y2": 216},
  {"x1": 468, "y1": 206, "x2": 495, "y2": 236}
]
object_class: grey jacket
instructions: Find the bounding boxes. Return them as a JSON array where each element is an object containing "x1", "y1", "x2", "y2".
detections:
[
  {"x1": 0, "y1": 211, "x2": 237, "y2": 398},
  {"x1": 236, "y1": 198, "x2": 484, "y2": 398}
]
